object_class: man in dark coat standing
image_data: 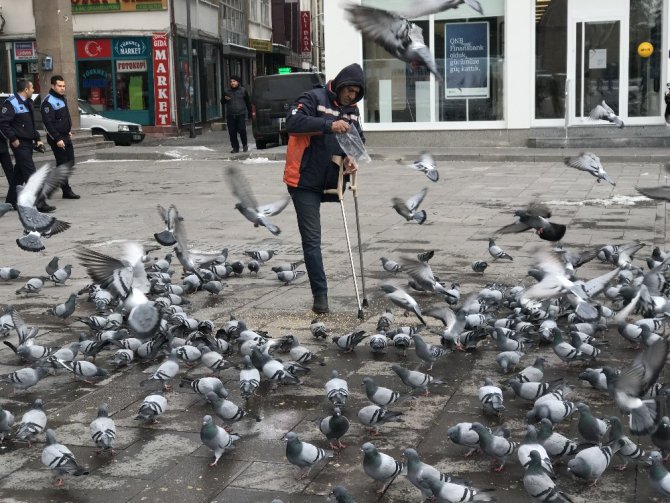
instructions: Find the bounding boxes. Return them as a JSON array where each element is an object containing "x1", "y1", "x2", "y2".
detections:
[
  {"x1": 283, "y1": 63, "x2": 365, "y2": 314},
  {"x1": 222, "y1": 76, "x2": 252, "y2": 153},
  {"x1": 41, "y1": 75, "x2": 79, "y2": 199}
]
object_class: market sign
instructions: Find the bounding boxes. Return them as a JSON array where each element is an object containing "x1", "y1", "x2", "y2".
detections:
[
  {"x1": 116, "y1": 59, "x2": 147, "y2": 73},
  {"x1": 71, "y1": 0, "x2": 168, "y2": 14},
  {"x1": 300, "y1": 11, "x2": 311, "y2": 56},
  {"x1": 114, "y1": 38, "x2": 149, "y2": 58},
  {"x1": 152, "y1": 33, "x2": 171, "y2": 126},
  {"x1": 444, "y1": 22, "x2": 489, "y2": 99},
  {"x1": 14, "y1": 42, "x2": 36, "y2": 60},
  {"x1": 248, "y1": 38, "x2": 273, "y2": 52},
  {"x1": 76, "y1": 39, "x2": 112, "y2": 59}
]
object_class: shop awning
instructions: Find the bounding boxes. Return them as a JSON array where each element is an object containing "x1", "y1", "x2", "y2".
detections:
[{"x1": 222, "y1": 43, "x2": 256, "y2": 58}]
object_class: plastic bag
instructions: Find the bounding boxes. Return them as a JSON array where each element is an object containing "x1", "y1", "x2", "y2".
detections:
[{"x1": 336, "y1": 127, "x2": 371, "y2": 164}]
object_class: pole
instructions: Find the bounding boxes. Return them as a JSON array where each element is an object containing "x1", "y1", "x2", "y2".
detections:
[{"x1": 186, "y1": 0, "x2": 196, "y2": 138}]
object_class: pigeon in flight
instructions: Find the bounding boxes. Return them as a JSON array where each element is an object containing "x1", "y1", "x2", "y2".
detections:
[
  {"x1": 392, "y1": 187, "x2": 428, "y2": 224},
  {"x1": 496, "y1": 201, "x2": 567, "y2": 242},
  {"x1": 344, "y1": 4, "x2": 442, "y2": 82},
  {"x1": 400, "y1": 0, "x2": 484, "y2": 17},
  {"x1": 399, "y1": 152, "x2": 439, "y2": 182},
  {"x1": 154, "y1": 204, "x2": 182, "y2": 246},
  {"x1": 589, "y1": 100, "x2": 624, "y2": 128},
  {"x1": 226, "y1": 165, "x2": 290, "y2": 235},
  {"x1": 564, "y1": 152, "x2": 616, "y2": 186}
]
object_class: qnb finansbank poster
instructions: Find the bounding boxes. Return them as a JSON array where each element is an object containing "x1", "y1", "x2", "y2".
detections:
[{"x1": 445, "y1": 22, "x2": 490, "y2": 99}]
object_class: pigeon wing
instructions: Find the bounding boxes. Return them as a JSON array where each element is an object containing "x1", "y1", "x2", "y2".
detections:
[
  {"x1": 406, "y1": 187, "x2": 428, "y2": 212},
  {"x1": 259, "y1": 195, "x2": 291, "y2": 217},
  {"x1": 226, "y1": 166, "x2": 259, "y2": 211},
  {"x1": 77, "y1": 248, "x2": 133, "y2": 298},
  {"x1": 345, "y1": 4, "x2": 410, "y2": 59},
  {"x1": 497, "y1": 221, "x2": 531, "y2": 234},
  {"x1": 41, "y1": 161, "x2": 75, "y2": 199},
  {"x1": 17, "y1": 164, "x2": 49, "y2": 207}
]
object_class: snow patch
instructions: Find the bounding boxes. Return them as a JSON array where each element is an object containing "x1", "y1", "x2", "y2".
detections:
[
  {"x1": 241, "y1": 157, "x2": 283, "y2": 164},
  {"x1": 547, "y1": 195, "x2": 650, "y2": 207}
]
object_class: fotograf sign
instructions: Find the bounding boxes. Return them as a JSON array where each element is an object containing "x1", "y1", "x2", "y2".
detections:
[
  {"x1": 444, "y1": 22, "x2": 489, "y2": 99},
  {"x1": 113, "y1": 38, "x2": 149, "y2": 58}
]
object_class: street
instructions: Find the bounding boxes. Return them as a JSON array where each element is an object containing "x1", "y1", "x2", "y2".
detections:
[{"x1": 0, "y1": 133, "x2": 668, "y2": 502}]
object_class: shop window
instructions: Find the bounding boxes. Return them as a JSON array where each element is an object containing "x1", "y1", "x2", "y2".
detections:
[
  {"x1": 534, "y1": 0, "x2": 567, "y2": 119},
  {"x1": 115, "y1": 72, "x2": 148, "y2": 111},
  {"x1": 78, "y1": 60, "x2": 113, "y2": 111},
  {"x1": 628, "y1": 0, "x2": 662, "y2": 118}
]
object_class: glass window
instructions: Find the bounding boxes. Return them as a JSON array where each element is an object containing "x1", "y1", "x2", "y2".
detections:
[
  {"x1": 261, "y1": 0, "x2": 270, "y2": 26},
  {"x1": 115, "y1": 71, "x2": 148, "y2": 111},
  {"x1": 534, "y1": 0, "x2": 567, "y2": 119},
  {"x1": 628, "y1": 0, "x2": 662, "y2": 118},
  {"x1": 78, "y1": 60, "x2": 113, "y2": 111}
]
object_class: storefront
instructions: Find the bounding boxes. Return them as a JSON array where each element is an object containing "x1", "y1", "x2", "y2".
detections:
[
  {"x1": 324, "y1": 0, "x2": 670, "y2": 132},
  {"x1": 5, "y1": 41, "x2": 42, "y2": 94},
  {"x1": 76, "y1": 37, "x2": 154, "y2": 125}
]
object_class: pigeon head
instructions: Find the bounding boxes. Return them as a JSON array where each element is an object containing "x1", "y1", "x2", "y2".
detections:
[
  {"x1": 97, "y1": 403, "x2": 110, "y2": 417},
  {"x1": 284, "y1": 432, "x2": 299, "y2": 442},
  {"x1": 331, "y1": 486, "x2": 350, "y2": 498},
  {"x1": 402, "y1": 448, "x2": 419, "y2": 460},
  {"x1": 45, "y1": 429, "x2": 57, "y2": 445},
  {"x1": 650, "y1": 451, "x2": 663, "y2": 464},
  {"x1": 360, "y1": 442, "x2": 376, "y2": 453},
  {"x1": 202, "y1": 415, "x2": 214, "y2": 426}
]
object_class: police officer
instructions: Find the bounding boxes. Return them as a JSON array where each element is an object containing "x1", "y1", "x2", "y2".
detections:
[
  {"x1": 0, "y1": 79, "x2": 51, "y2": 212},
  {"x1": 41, "y1": 75, "x2": 79, "y2": 199}
]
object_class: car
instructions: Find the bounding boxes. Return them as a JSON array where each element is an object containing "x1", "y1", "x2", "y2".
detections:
[
  {"x1": 78, "y1": 99, "x2": 145, "y2": 146},
  {"x1": 251, "y1": 72, "x2": 325, "y2": 149}
]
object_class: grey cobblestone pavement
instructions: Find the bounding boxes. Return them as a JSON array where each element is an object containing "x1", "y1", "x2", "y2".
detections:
[{"x1": 0, "y1": 130, "x2": 669, "y2": 502}]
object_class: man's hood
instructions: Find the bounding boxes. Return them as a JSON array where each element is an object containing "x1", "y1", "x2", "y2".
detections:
[{"x1": 330, "y1": 63, "x2": 365, "y2": 104}]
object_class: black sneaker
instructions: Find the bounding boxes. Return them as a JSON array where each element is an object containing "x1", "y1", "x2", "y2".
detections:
[
  {"x1": 243, "y1": 145, "x2": 248, "y2": 152},
  {"x1": 62, "y1": 190, "x2": 80, "y2": 199},
  {"x1": 37, "y1": 203, "x2": 56, "y2": 213},
  {"x1": 312, "y1": 294, "x2": 329, "y2": 314},
  {"x1": 230, "y1": 149, "x2": 239, "y2": 154}
]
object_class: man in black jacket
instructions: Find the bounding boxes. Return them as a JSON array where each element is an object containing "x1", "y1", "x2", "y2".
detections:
[
  {"x1": 0, "y1": 79, "x2": 49, "y2": 211},
  {"x1": 283, "y1": 63, "x2": 365, "y2": 314},
  {"x1": 0, "y1": 135, "x2": 13, "y2": 206},
  {"x1": 222, "y1": 76, "x2": 252, "y2": 153},
  {"x1": 41, "y1": 75, "x2": 79, "y2": 199}
]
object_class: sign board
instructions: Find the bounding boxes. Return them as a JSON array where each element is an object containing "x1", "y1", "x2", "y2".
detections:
[
  {"x1": 300, "y1": 11, "x2": 311, "y2": 55},
  {"x1": 116, "y1": 59, "x2": 147, "y2": 73},
  {"x1": 77, "y1": 39, "x2": 112, "y2": 59},
  {"x1": 278, "y1": 67, "x2": 292, "y2": 74},
  {"x1": 152, "y1": 33, "x2": 171, "y2": 126},
  {"x1": 444, "y1": 22, "x2": 489, "y2": 99},
  {"x1": 71, "y1": 0, "x2": 167, "y2": 14},
  {"x1": 14, "y1": 42, "x2": 36, "y2": 60},
  {"x1": 248, "y1": 38, "x2": 273, "y2": 52},
  {"x1": 113, "y1": 38, "x2": 149, "y2": 58}
]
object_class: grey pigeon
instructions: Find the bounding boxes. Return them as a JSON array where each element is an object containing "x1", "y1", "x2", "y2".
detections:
[
  {"x1": 420, "y1": 474, "x2": 496, "y2": 502},
  {"x1": 401, "y1": 0, "x2": 484, "y2": 18},
  {"x1": 523, "y1": 450, "x2": 572, "y2": 502},
  {"x1": 496, "y1": 350, "x2": 524, "y2": 374},
  {"x1": 316, "y1": 407, "x2": 350, "y2": 450},
  {"x1": 45, "y1": 293, "x2": 76, "y2": 319},
  {"x1": 381, "y1": 284, "x2": 426, "y2": 324},
  {"x1": 362, "y1": 376, "x2": 408, "y2": 407},
  {"x1": 345, "y1": 5, "x2": 441, "y2": 82},
  {"x1": 392, "y1": 187, "x2": 428, "y2": 224},
  {"x1": 325, "y1": 370, "x2": 349, "y2": 407},
  {"x1": 332, "y1": 330, "x2": 368, "y2": 352},
  {"x1": 200, "y1": 414, "x2": 240, "y2": 466},
  {"x1": 207, "y1": 391, "x2": 259, "y2": 426},
  {"x1": 471, "y1": 260, "x2": 488, "y2": 272},
  {"x1": 276, "y1": 270, "x2": 306, "y2": 285},
  {"x1": 284, "y1": 431, "x2": 333, "y2": 479},
  {"x1": 135, "y1": 394, "x2": 167, "y2": 424},
  {"x1": 226, "y1": 165, "x2": 289, "y2": 235},
  {"x1": 401, "y1": 151, "x2": 439, "y2": 182},
  {"x1": 412, "y1": 334, "x2": 449, "y2": 370},
  {"x1": 567, "y1": 443, "x2": 620, "y2": 483},
  {"x1": 607, "y1": 416, "x2": 645, "y2": 470},
  {"x1": 154, "y1": 203, "x2": 181, "y2": 246},
  {"x1": 357, "y1": 404, "x2": 403, "y2": 435},
  {"x1": 403, "y1": 448, "x2": 472, "y2": 500},
  {"x1": 575, "y1": 403, "x2": 609, "y2": 444},
  {"x1": 564, "y1": 152, "x2": 616, "y2": 186},
  {"x1": 380, "y1": 257, "x2": 402, "y2": 273},
  {"x1": 512, "y1": 357, "x2": 545, "y2": 383},
  {"x1": 0, "y1": 202, "x2": 13, "y2": 217},
  {"x1": 16, "y1": 276, "x2": 48, "y2": 295},
  {"x1": 392, "y1": 363, "x2": 442, "y2": 395},
  {"x1": 361, "y1": 442, "x2": 404, "y2": 494},
  {"x1": 77, "y1": 242, "x2": 150, "y2": 298},
  {"x1": 497, "y1": 202, "x2": 566, "y2": 242},
  {"x1": 15, "y1": 398, "x2": 47, "y2": 446},
  {"x1": 0, "y1": 267, "x2": 20, "y2": 280},
  {"x1": 479, "y1": 377, "x2": 505, "y2": 416},
  {"x1": 90, "y1": 402, "x2": 116, "y2": 454},
  {"x1": 57, "y1": 359, "x2": 108, "y2": 383},
  {"x1": 448, "y1": 422, "x2": 482, "y2": 457},
  {"x1": 141, "y1": 349, "x2": 180, "y2": 390},
  {"x1": 0, "y1": 366, "x2": 49, "y2": 393},
  {"x1": 470, "y1": 422, "x2": 518, "y2": 472},
  {"x1": 0, "y1": 403, "x2": 15, "y2": 442},
  {"x1": 488, "y1": 238, "x2": 513, "y2": 261},
  {"x1": 49, "y1": 264, "x2": 72, "y2": 285},
  {"x1": 41, "y1": 429, "x2": 89, "y2": 487},
  {"x1": 649, "y1": 451, "x2": 670, "y2": 500},
  {"x1": 589, "y1": 100, "x2": 624, "y2": 128},
  {"x1": 309, "y1": 319, "x2": 328, "y2": 339},
  {"x1": 518, "y1": 425, "x2": 554, "y2": 477},
  {"x1": 330, "y1": 486, "x2": 357, "y2": 503},
  {"x1": 239, "y1": 355, "x2": 260, "y2": 399},
  {"x1": 537, "y1": 418, "x2": 578, "y2": 461}
]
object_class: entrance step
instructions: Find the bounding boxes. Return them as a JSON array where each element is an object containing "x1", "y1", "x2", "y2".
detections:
[{"x1": 528, "y1": 125, "x2": 670, "y2": 147}]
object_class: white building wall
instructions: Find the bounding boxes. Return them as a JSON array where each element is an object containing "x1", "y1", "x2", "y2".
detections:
[
  {"x1": 72, "y1": 11, "x2": 170, "y2": 36},
  {"x1": 1, "y1": 3, "x2": 35, "y2": 38},
  {"x1": 505, "y1": 0, "x2": 533, "y2": 129}
]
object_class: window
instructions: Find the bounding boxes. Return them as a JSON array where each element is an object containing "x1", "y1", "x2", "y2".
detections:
[
  {"x1": 78, "y1": 60, "x2": 113, "y2": 111},
  {"x1": 222, "y1": 0, "x2": 247, "y2": 46},
  {"x1": 250, "y1": 0, "x2": 258, "y2": 22},
  {"x1": 628, "y1": 0, "x2": 662, "y2": 117},
  {"x1": 261, "y1": 0, "x2": 270, "y2": 26},
  {"x1": 534, "y1": 0, "x2": 567, "y2": 119}
]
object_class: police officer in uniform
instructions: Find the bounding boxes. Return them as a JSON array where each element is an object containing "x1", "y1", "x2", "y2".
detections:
[
  {"x1": 0, "y1": 79, "x2": 51, "y2": 211},
  {"x1": 41, "y1": 75, "x2": 79, "y2": 199}
]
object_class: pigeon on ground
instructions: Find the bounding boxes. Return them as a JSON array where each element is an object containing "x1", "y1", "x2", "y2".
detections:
[
  {"x1": 607, "y1": 416, "x2": 645, "y2": 470},
  {"x1": 345, "y1": 4, "x2": 442, "y2": 82},
  {"x1": 472, "y1": 260, "x2": 488, "y2": 272},
  {"x1": 523, "y1": 450, "x2": 572, "y2": 502},
  {"x1": 207, "y1": 391, "x2": 259, "y2": 427},
  {"x1": 276, "y1": 270, "x2": 306, "y2": 285},
  {"x1": 15, "y1": 398, "x2": 47, "y2": 446},
  {"x1": 479, "y1": 377, "x2": 505, "y2": 416},
  {"x1": 316, "y1": 407, "x2": 350, "y2": 450},
  {"x1": 89, "y1": 403, "x2": 116, "y2": 455},
  {"x1": 567, "y1": 442, "x2": 620, "y2": 483},
  {"x1": 391, "y1": 364, "x2": 443, "y2": 395},
  {"x1": 470, "y1": 422, "x2": 518, "y2": 472},
  {"x1": 381, "y1": 257, "x2": 402, "y2": 273},
  {"x1": 400, "y1": 151, "x2": 439, "y2": 182},
  {"x1": 589, "y1": 100, "x2": 624, "y2": 128},
  {"x1": 45, "y1": 293, "x2": 77, "y2": 320},
  {"x1": 0, "y1": 366, "x2": 49, "y2": 393},
  {"x1": 357, "y1": 404, "x2": 403, "y2": 435},
  {"x1": 271, "y1": 260, "x2": 304, "y2": 273},
  {"x1": 330, "y1": 486, "x2": 357, "y2": 503},
  {"x1": 41, "y1": 429, "x2": 89, "y2": 487},
  {"x1": 392, "y1": 187, "x2": 428, "y2": 224},
  {"x1": 537, "y1": 418, "x2": 578, "y2": 461},
  {"x1": 495, "y1": 351, "x2": 525, "y2": 375},
  {"x1": 135, "y1": 394, "x2": 167, "y2": 424},
  {"x1": 575, "y1": 403, "x2": 609, "y2": 444},
  {"x1": 420, "y1": 474, "x2": 496, "y2": 502},
  {"x1": 649, "y1": 451, "x2": 670, "y2": 499},
  {"x1": 325, "y1": 370, "x2": 349, "y2": 407},
  {"x1": 154, "y1": 204, "x2": 181, "y2": 246},
  {"x1": 401, "y1": 257, "x2": 449, "y2": 295},
  {"x1": 0, "y1": 404, "x2": 15, "y2": 442},
  {"x1": 362, "y1": 377, "x2": 409, "y2": 407},
  {"x1": 226, "y1": 165, "x2": 290, "y2": 235},
  {"x1": 412, "y1": 334, "x2": 449, "y2": 370},
  {"x1": 309, "y1": 319, "x2": 328, "y2": 339},
  {"x1": 488, "y1": 239, "x2": 513, "y2": 261},
  {"x1": 381, "y1": 284, "x2": 426, "y2": 324},
  {"x1": 200, "y1": 414, "x2": 240, "y2": 466},
  {"x1": 0, "y1": 202, "x2": 13, "y2": 217},
  {"x1": 497, "y1": 202, "x2": 567, "y2": 242},
  {"x1": 284, "y1": 431, "x2": 333, "y2": 479},
  {"x1": 16, "y1": 276, "x2": 48, "y2": 295},
  {"x1": 518, "y1": 425, "x2": 555, "y2": 477},
  {"x1": 332, "y1": 330, "x2": 368, "y2": 352},
  {"x1": 403, "y1": 448, "x2": 472, "y2": 500},
  {"x1": 0, "y1": 267, "x2": 20, "y2": 280},
  {"x1": 239, "y1": 355, "x2": 260, "y2": 400},
  {"x1": 57, "y1": 359, "x2": 108, "y2": 383},
  {"x1": 361, "y1": 442, "x2": 404, "y2": 494},
  {"x1": 564, "y1": 152, "x2": 616, "y2": 186},
  {"x1": 140, "y1": 349, "x2": 180, "y2": 390}
]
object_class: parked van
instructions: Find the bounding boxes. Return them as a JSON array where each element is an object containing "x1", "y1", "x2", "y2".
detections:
[{"x1": 251, "y1": 72, "x2": 324, "y2": 149}]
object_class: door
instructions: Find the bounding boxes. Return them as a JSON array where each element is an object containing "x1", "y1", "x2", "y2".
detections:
[{"x1": 567, "y1": 0, "x2": 628, "y2": 125}]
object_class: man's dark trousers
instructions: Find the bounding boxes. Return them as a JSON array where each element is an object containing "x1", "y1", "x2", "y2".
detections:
[
  {"x1": 46, "y1": 136, "x2": 75, "y2": 192},
  {"x1": 227, "y1": 114, "x2": 247, "y2": 151}
]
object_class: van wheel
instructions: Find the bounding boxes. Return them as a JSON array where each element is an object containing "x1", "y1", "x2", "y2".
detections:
[
  {"x1": 256, "y1": 140, "x2": 267, "y2": 149},
  {"x1": 280, "y1": 133, "x2": 288, "y2": 146}
]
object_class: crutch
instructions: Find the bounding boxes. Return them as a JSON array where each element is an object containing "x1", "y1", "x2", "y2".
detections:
[{"x1": 325, "y1": 156, "x2": 366, "y2": 319}]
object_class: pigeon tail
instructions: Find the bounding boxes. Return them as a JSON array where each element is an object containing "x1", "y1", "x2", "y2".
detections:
[
  {"x1": 413, "y1": 210, "x2": 427, "y2": 225},
  {"x1": 629, "y1": 400, "x2": 660, "y2": 436},
  {"x1": 16, "y1": 234, "x2": 45, "y2": 252},
  {"x1": 154, "y1": 230, "x2": 177, "y2": 246}
]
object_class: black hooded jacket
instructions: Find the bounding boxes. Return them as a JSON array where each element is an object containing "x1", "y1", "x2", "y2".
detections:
[{"x1": 283, "y1": 63, "x2": 365, "y2": 197}]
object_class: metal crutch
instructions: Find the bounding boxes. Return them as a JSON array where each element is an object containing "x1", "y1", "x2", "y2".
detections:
[
  {"x1": 348, "y1": 164, "x2": 368, "y2": 308},
  {"x1": 325, "y1": 155, "x2": 364, "y2": 319}
]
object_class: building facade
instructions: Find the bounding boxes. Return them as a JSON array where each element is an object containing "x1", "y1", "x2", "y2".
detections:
[{"x1": 324, "y1": 0, "x2": 670, "y2": 138}]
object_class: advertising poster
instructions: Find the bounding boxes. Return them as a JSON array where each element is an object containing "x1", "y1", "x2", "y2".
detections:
[{"x1": 445, "y1": 22, "x2": 489, "y2": 99}]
